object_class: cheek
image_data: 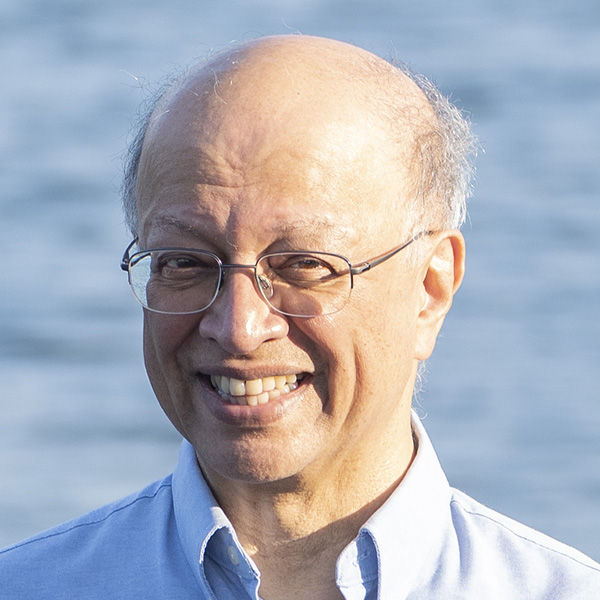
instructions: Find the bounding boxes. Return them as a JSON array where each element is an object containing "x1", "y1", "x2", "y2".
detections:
[
  {"x1": 348, "y1": 282, "x2": 421, "y2": 385},
  {"x1": 292, "y1": 304, "x2": 405, "y2": 407},
  {"x1": 143, "y1": 312, "x2": 196, "y2": 360},
  {"x1": 142, "y1": 313, "x2": 198, "y2": 414}
]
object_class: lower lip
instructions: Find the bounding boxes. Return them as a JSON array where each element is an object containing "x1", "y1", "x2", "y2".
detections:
[{"x1": 197, "y1": 375, "x2": 309, "y2": 426}]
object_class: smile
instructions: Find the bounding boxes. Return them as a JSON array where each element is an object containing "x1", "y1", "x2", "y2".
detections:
[{"x1": 209, "y1": 374, "x2": 304, "y2": 406}]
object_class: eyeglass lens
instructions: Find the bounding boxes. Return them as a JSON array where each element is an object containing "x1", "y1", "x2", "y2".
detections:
[{"x1": 127, "y1": 249, "x2": 353, "y2": 317}]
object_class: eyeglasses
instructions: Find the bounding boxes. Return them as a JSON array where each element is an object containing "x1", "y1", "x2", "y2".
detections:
[{"x1": 121, "y1": 230, "x2": 432, "y2": 318}]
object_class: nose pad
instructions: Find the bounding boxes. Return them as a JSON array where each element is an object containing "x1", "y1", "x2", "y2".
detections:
[{"x1": 257, "y1": 273, "x2": 274, "y2": 299}]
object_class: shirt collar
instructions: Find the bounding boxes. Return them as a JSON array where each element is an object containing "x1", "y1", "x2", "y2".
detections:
[
  {"x1": 358, "y1": 411, "x2": 452, "y2": 598},
  {"x1": 172, "y1": 411, "x2": 451, "y2": 598},
  {"x1": 171, "y1": 441, "x2": 259, "y2": 592}
]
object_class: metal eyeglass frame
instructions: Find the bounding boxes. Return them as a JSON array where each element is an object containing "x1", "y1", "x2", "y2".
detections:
[{"x1": 120, "y1": 230, "x2": 433, "y2": 316}]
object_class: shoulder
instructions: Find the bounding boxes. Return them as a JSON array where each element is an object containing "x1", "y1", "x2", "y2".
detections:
[
  {"x1": 1, "y1": 475, "x2": 174, "y2": 556},
  {"x1": 0, "y1": 475, "x2": 196, "y2": 599},
  {"x1": 447, "y1": 487, "x2": 600, "y2": 597}
]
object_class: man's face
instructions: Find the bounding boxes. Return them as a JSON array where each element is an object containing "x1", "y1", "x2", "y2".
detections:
[{"x1": 135, "y1": 51, "x2": 444, "y2": 490}]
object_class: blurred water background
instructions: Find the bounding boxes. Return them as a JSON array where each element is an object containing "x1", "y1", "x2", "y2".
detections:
[{"x1": 1, "y1": 0, "x2": 599, "y2": 559}]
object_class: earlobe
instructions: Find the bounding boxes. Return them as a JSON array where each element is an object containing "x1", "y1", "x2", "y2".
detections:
[{"x1": 414, "y1": 230, "x2": 465, "y2": 361}]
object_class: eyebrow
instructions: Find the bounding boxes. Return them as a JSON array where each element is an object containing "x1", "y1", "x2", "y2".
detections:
[
  {"x1": 279, "y1": 219, "x2": 348, "y2": 244},
  {"x1": 152, "y1": 215, "x2": 213, "y2": 238},
  {"x1": 149, "y1": 214, "x2": 349, "y2": 248}
]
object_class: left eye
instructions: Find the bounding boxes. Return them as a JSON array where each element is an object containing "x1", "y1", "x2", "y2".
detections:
[
  {"x1": 268, "y1": 254, "x2": 337, "y2": 282},
  {"x1": 288, "y1": 257, "x2": 329, "y2": 270}
]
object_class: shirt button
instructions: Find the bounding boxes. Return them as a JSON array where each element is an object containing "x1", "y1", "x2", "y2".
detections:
[{"x1": 227, "y1": 545, "x2": 240, "y2": 566}]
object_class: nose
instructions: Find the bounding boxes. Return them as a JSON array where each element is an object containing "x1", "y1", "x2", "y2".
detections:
[{"x1": 198, "y1": 268, "x2": 289, "y2": 355}]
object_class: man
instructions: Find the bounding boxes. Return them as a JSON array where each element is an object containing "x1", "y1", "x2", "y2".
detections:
[{"x1": 2, "y1": 35, "x2": 599, "y2": 599}]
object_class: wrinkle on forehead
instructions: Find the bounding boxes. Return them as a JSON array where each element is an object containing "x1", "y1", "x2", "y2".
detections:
[{"x1": 142, "y1": 213, "x2": 353, "y2": 253}]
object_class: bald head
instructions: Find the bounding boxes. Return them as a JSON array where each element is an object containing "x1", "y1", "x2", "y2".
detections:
[
  {"x1": 146, "y1": 35, "x2": 430, "y2": 133},
  {"x1": 122, "y1": 35, "x2": 475, "y2": 236}
]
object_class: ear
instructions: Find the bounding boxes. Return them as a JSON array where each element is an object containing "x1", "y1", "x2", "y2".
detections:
[{"x1": 414, "y1": 230, "x2": 465, "y2": 361}]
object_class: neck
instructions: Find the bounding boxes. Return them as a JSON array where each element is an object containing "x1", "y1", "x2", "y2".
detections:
[{"x1": 202, "y1": 419, "x2": 416, "y2": 600}]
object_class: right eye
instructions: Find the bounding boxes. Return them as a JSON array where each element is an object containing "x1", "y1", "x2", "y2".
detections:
[{"x1": 152, "y1": 252, "x2": 218, "y2": 279}]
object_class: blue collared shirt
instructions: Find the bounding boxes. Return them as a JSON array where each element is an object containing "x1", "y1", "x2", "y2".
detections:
[{"x1": 2, "y1": 415, "x2": 599, "y2": 598}]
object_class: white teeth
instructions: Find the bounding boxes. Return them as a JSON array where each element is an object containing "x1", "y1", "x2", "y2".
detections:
[
  {"x1": 220, "y1": 376, "x2": 230, "y2": 394},
  {"x1": 245, "y1": 379, "x2": 263, "y2": 395},
  {"x1": 229, "y1": 378, "x2": 246, "y2": 396},
  {"x1": 262, "y1": 377, "x2": 275, "y2": 392},
  {"x1": 209, "y1": 373, "x2": 301, "y2": 405},
  {"x1": 274, "y1": 375, "x2": 287, "y2": 388}
]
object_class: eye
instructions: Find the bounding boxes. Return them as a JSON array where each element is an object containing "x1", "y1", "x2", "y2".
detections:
[
  {"x1": 288, "y1": 257, "x2": 328, "y2": 270},
  {"x1": 151, "y1": 251, "x2": 219, "y2": 279},
  {"x1": 163, "y1": 255, "x2": 202, "y2": 269},
  {"x1": 267, "y1": 253, "x2": 340, "y2": 283}
]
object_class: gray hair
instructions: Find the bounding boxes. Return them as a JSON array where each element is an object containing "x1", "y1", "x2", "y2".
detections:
[
  {"x1": 121, "y1": 89, "x2": 162, "y2": 237},
  {"x1": 394, "y1": 63, "x2": 477, "y2": 230},
  {"x1": 121, "y1": 52, "x2": 476, "y2": 237}
]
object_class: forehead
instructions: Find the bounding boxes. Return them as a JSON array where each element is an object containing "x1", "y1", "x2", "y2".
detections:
[
  {"x1": 146, "y1": 209, "x2": 353, "y2": 248},
  {"x1": 139, "y1": 130, "x2": 409, "y2": 252},
  {"x1": 137, "y1": 150, "x2": 410, "y2": 260}
]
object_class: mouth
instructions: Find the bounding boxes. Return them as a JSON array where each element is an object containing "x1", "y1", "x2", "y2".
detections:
[{"x1": 209, "y1": 373, "x2": 306, "y2": 406}]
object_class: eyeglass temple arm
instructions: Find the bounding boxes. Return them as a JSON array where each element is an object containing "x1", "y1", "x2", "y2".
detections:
[
  {"x1": 121, "y1": 238, "x2": 139, "y2": 271},
  {"x1": 349, "y1": 230, "x2": 434, "y2": 275}
]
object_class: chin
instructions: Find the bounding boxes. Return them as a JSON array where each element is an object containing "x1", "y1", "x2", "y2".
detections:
[{"x1": 193, "y1": 435, "x2": 316, "y2": 487}]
